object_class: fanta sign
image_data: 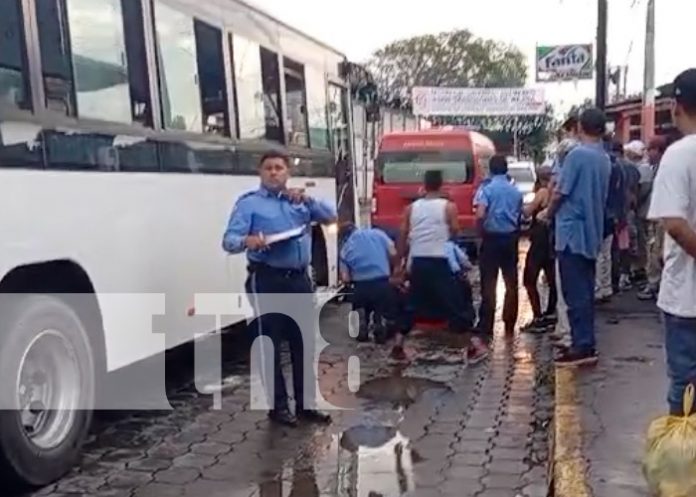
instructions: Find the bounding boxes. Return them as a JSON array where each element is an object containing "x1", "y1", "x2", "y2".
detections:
[{"x1": 536, "y1": 44, "x2": 594, "y2": 82}]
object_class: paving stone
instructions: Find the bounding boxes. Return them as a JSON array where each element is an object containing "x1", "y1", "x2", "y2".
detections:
[
  {"x1": 172, "y1": 452, "x2": 218, "y2": 470},
  {"x1": 487, "y1": 460, "x2": 529, "y2": 475},
  {"x1": 482, "y1": 473, "x2": 523, "y2": 489},
  {"x1": 127, "y1": 457, "x2": 173, "y2": 472},
  {"x1": 449, "y1": 451, "x2": 490, "y2": 466},
  {"x1": 154, "y1": 467, "x2": 201, "y2": 485},
  {"x1": 490, "y1": 447, "x2": 528, "y2": 461},
  {"x1": 446, "y1": 464, "x2": 487, "y2": 481},
  {"x1": 439, "y1": 478, "x2": 483, "y2": 497},
  {"x1": 106, "y1": 470, "x2": 154, "y2": 489},
  {"x1": 133, "y1": 482, "x2": 185, "y2": 497},
  {"x1": 191, "y1": 441, "x2": 231, "y2": 456},
  {"x1": 521, "y1": 482, "x2": 550, "y2": 497}
]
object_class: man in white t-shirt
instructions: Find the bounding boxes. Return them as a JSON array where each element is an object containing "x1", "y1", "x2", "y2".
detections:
[{"x1": 647, "y1": 68, "x2": 696, "y2": 416}]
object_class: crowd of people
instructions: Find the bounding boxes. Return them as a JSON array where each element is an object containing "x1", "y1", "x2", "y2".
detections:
[
  {"x1": 341, "y1": 68, "x2": 696, "y2": 412},
  {"x1": 221, "y1": 68, "x2": 696, "y2": 426}
]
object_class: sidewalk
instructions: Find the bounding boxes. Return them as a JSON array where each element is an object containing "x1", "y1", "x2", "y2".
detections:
[{"x1": 553, "y1": 292, "x2": 669, "y2": 497}]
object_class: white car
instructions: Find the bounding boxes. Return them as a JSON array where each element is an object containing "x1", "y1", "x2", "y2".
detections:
[
  {"x1": 507, "y1": 162, "x2": 537, "y2": 232},
  {"x1": 508, "y1": 161, "x2": 537, "y2": 204}
]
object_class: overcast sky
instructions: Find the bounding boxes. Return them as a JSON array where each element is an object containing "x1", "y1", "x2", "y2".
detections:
[{"x1": 249, "y1": 0, "x2": 696, "y2": 114}]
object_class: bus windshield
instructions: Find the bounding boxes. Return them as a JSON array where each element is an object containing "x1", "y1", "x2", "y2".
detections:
[{"x1": 379, "y1": 150, "x2": 473, "y2": 184}]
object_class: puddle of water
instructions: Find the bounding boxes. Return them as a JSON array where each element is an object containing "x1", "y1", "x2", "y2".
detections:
[
  {"x1": 199, "y1": 374, "x2": 246, "y2": 394},
  {"x1": 257, "y1": 426, "x2": 421, "y2": 497},
  {"x1": 356, "y1": 376, "x2": 451, "y2": 406}
]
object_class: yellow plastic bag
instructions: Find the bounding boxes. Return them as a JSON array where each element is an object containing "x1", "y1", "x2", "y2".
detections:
[{"x1": 643, "y1": 384, "x2": 696, "y2": 497}]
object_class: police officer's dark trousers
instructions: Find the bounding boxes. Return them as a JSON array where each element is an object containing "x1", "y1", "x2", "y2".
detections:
[
  {"x1": 245, "y1": 263, "x2": 316, "y2": 412},
  {"x1": 351, "y1": 277, "x2": 398, "y2": 332},
  {"x1": 479, "y1": 233, "x2": 519, "y2": 334}
]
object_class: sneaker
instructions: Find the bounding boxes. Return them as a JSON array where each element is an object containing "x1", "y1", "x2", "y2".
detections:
[
  {"x1": 467, "y1": 337, "x2": 489, "y2": 365},
  {"x1": 297, "y1": 409, "x2": 332, "y2": 424},
  {"x1": 521, "y1": 318, "x2": 547, "y2": 334},
  {"x1": 268, "y1": 408, "x2": 298, "y2": 427},
  {"x1": 637, "y1": 287, "x2": 657, "y2": 301},
  {"x1": 555, "y1": 349, "x2": 599, "y2": 367},
  {"x1": 540, "y1": 313, "x2": 557, "y2": 326}
]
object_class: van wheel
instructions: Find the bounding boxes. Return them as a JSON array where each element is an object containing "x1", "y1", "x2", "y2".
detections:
[{"x1": 0, "y1": 295, "x2": 95, "y2": 486}]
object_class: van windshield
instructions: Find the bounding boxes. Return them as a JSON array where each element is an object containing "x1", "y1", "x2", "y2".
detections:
[{"x1": 379, "y1": 150, "x2": 473, "y2": 184}]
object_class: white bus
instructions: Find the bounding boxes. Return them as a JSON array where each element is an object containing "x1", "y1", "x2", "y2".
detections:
[{"x1": 0, "y1": 0, "x2": 359, "y2": 485}]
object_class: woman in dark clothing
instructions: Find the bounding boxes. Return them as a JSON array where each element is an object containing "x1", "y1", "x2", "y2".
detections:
[{"x1": 521, "y1": 167, "x2": 557, "y2": 332}]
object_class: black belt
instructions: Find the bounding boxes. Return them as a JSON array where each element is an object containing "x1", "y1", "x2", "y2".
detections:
[{"x1": 248, "y1": 262, "x2": 308, "y2": 278}]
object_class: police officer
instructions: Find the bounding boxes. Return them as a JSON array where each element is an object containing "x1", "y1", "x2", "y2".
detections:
[
  {"x1": 222, "y1": 150, "x2": 336, "y2": 427},
  {"x1": 339, "y1": 223, "x2": 398, "y2": 344},
  {"x1": 476, "y1": 154, "x2": 523, "y2": 336}
]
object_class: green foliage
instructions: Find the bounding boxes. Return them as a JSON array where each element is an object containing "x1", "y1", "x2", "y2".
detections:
[{"x1": 367, "y1": 29, "x2": 528, "y2": 106}]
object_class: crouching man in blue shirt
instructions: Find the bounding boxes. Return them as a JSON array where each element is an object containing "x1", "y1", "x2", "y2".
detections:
[
  {"x1": 222, "y1": 150, "x2": 337, "y2": 428},
  {"x1": 339, "y1": 224, "x2": 399, "y2": 344}
]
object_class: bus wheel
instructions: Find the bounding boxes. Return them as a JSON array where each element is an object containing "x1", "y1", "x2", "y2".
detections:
[{"x1": 0, "y1": 295, "x2": 95, "y2": 486}]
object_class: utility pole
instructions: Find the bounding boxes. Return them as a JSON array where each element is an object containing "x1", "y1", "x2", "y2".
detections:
[
  {"x1": 596, "y1": 0, "x2": 608, "y2": 110},
  {"x1": 642, "y1": 0, "x2": 656, "y2": 141}
]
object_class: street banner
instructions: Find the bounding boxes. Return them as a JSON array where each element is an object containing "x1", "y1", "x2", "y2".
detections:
[
  {"x1": 411, "y1": 87, "x2": 546, "y2": 117},
  {"x1": 536, "y1": 44, "x2": 594, "y2": 82}
]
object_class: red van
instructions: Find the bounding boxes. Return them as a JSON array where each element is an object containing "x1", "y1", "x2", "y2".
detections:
[{"x1": 371, "y1": 128, "x2": 495, "y2": 247}]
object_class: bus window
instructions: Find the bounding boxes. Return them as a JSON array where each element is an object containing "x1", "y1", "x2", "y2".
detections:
[
  {"x1": 0, "y1": 0, "x2": 31, "y2": 110},
  {"x1": 121, "y1": 0, "x2": 152, "y2": 126},
  {"x1": 36, "y1": 0, "x2": 77, "y2": 115},
  {"x1": 153, "y1": 1, "x2": 201, "y2": 132},
  {"x1": 260, "y1": 47, "x2": 283, "y2": 142},
  {"x1": 194, "y1": 20, "x2": 229, "y2": 137},
  {"x1": 328, "y1": 83, "x2": 349, "y2": 160},
  {"x1": 283, "y1": 57, "x2": 308, "y2": 147},
  {"x1": 65, "y1": 0, "x2": 132, "y2": 123},
  {"x1": 231, "y1": 34, "x2": 265, "y2": 140},
  {"x1": 305, "y1": 68, "x2": 329, "y2": 149}
]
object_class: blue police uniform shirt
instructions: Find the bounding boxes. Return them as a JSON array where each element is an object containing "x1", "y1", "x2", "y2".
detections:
[
  {"x1": 222, "y1": 186, "x2": 336, "y2": 269},
  {"x1": 555, "y1": 142, "x2": 611, "y2": 260},
  {"x1": 445, "y1": 241, "x2": 472, "y2": 274},
  {"x1": 478, "y1": 175, "x2": 523, "y2": 234},
  {"x1": 339, "y1": 228, "x2": 394, "y2": 281}
]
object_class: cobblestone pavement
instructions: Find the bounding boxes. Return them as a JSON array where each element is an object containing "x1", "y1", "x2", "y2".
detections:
[
  {"x1": 574, "y1": 293, "x2": 665, "y2": 497},
  {"x1": 23, "y1": 263, "x2": 554, "y2": 497}
]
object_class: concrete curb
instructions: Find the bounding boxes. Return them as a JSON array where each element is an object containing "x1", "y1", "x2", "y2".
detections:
[{"x1": 553, "y1": 366, "x2": 592, "y2": 497}]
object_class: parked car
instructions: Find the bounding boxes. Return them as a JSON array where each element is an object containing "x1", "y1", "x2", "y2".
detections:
[{"x1": 507, "y1": 161, "x2": 537, "y2": 232}]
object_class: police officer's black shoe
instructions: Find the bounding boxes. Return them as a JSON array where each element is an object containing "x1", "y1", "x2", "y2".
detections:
[
  {"x1": 297, "y1": 409, "x2": 332, "y2": 424},
  {"x1": 373, "y1": 325, "x2": 388, "y2": 344},
  {"x1": 268, "y1": 408, "x2": 298, "y2": 427}
]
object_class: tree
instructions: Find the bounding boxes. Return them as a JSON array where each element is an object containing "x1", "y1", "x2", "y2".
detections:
[{"x1": 367, "y1": 29, "x2": 528, "y2": 106}]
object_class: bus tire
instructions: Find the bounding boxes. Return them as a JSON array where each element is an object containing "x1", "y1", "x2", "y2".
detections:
[{"x1": 0, "y1": 295, "x2": 95, "y2": 486}]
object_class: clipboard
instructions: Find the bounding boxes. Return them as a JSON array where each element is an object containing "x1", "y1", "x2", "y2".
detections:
[{"x1": 262, "y1": 225, "x2": 306, "y2": 245}]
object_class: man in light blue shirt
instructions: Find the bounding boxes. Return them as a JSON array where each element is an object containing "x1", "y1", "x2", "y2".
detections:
[
  {"x1": 542, "y1": 108, "x2": 611, "y2": 367},
  {"x1": 222, "y1": 150, "x2": 336, "y2": 428},
  {"x1": 476, "y1": 155, "x2": 523, "y2": 336},
  {"x1": 339, "y1": 224, "x2": 398, "y2": 343}
]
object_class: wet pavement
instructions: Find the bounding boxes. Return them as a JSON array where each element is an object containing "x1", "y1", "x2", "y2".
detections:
[
  {"x1": 20, "y1": 262, "x2": 555, "y2": 497},
  {"x1": 571, "y1": 293, "x2": 665, "y2": 497}
]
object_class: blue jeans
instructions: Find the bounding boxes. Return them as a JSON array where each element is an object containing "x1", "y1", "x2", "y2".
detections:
[
  {"x1": 664, "y1": 312, "x2": 696, "y2": 415},
  {"x1": 558, "y1": 250, "x2": 596, "y2": 354}
]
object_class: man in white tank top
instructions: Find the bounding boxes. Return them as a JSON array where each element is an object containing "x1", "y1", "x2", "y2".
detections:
[{"x1": 394, "y1": 170, "x2": 489, "y2": 364}]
